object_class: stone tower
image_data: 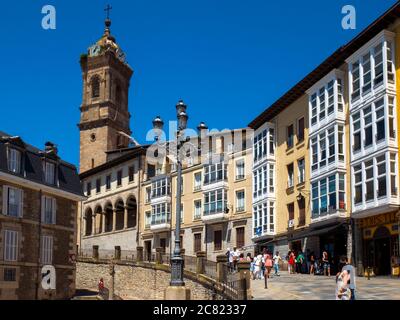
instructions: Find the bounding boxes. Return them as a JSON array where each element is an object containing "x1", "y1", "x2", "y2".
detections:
[{"x1": 78, "y1": 18, "x2": 133, "y2": 173}]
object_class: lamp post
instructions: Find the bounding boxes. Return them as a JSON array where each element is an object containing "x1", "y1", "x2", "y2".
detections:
[{"x1": 157, "y1": 100, "x2": 191, "y2": 299}]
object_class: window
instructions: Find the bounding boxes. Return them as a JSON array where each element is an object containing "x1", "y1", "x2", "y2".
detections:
[
  {"x1": 377, "y1": 155, "x2": 387, "y2": 198},
  {"x1": 41, "y1": 236, "x2": 53, "y2": 265},
  {"x1": 390, "y1": 153, "x2": 397, "y2": 196},
  {"x1": 236, "y1": 227, "x2": 245, "y2": 249},
  {"x1": 338, "y1": 125, "x2": 345, "y2": 161},
  {"x1": 352, "y1": 112, "x2": 361, "y2": 152},
  {"x1": 2, "y1": 186, "x2": 23, "y2": 218},
  {"x1": 351, "y1": 62, "x2": 361, "y2": 101},
  {"x1": 354, "y1": 165, "x2": 363, "y2": 205},
  {"x1": 92, "y1": 76, "x2": 100, "y2": 98},
  {"x1": 311, "y1": 138, "x2": 318, "y2": 171},
  {"x1": 96, "y1": 178, "x2": 101, "y2": 193},
  {"x1": 376, "y1": 98, "x2": 385, "y2": 141},
  {"x1": 287, "y1": 124, "x2": 294, "y2": 149},
  {"x1": 269, "y1": 165, "x2": 274, "y2": 193},
  {"x1": 145, "y1": 211, "x2": 151, "y2": 229},
  {"x1": 194, "y1": 200, "x2": 202, "y2": 220},
  {"x1": 298, "y1": 198, "x2": 306, "y2": 226},
  {"x1": 287, "y1": 163, "x2": 294, "y2": 188},
  {"x1": 106, "y1": 175, "x2": 111, "y2": 190},
  {"x1": 42, "y1": 196, "x2": 56, "y2": 225},
  {"x1": 194, "y1": 233, "x2": 202, "y2": 253},
  {"x1": 288, "y1": 203, "x2": 295, "y2": 225},
  {"x1": 337, "y1": 79, "x2": 344, "y2": 112},
  {"x1": 297, "y1": 159, "x2": 305, "y2": 184},
  {"x1": 128, "y1": 166, "x2": 135, "y2": 182},
  {"x1": 236, "y1": 190, "x2": 245, "y2": 212},
  {"x1": 4, "y1": 230, "x2": 18, "y2": 261},
  {"x1": 145, "y1": 187, "x2": 151, "y2": 203},
  {"x1": 151, "y1": 203, "x2": 171, "y2": 225},
  {"x1": 310, "y1": 93, "x2": 317, "y2": 125},
  {"x1": 253, "y1": 202, "x2": 274, "y2": 236},
  {"x1": 269, "y1": 128, "x2": 275, "y2": 155},
  {"x1": 7, "y1": 148, "x2": 21, "y2": 174},
  {"x1": 320, "y1": 132, "x2": 326, "y2": 167},
  {"x1": 4, "y1": 268, "x2": 16, "y2": 282},
  {"x1": 374, "y1": 44, "x2": 384, "y2": 87},
  {"x1": 253, "y1": 129, "x2": 269, "y2": 162},
  {"x1": 387, "y1": 41, "x2": 395, "y2": 83},
  {"x1": 204, "y1": 189, "x2": 227, "y2": 215},
  {"x1": 151, "y1": 178, "x2": 171, "y2": 198},
  {"x1": 389, "y1": 97, "x2": 396, "y2": 139},
  {"x1": 86, "y1": 182, "x2": 92, "y2": 196},
  {"x1": 204, "y1": 163, "x2": 227, "y2": 185},
  {"x1": 297, "y1": 117, "x2": 305, "y2": 142},
  {"x1": 253, "y1": 165, "x2": 271, "y2": 198},
  {"x1": 44, "y1": 161, "x2": 56, "y2": 185},
  {"x1": 214, "y1": 230, "x2": 222, "y2": 251},
  {"x1": 236, "y1": 160, "x2": 245, "y2": 180},
  {"x1": 312, "y1": 182, "x2": 319, "y2": 218},
  {"x1": 194, "y1": 172, "x2": 202, "y2": 191},
  {"x1": 319, "y1": 87, "x2": 326, "y2": 120},
  {"x1": 117, "y1": 170, "x2": 123, "y2": 186},
  {"x1": 362, "y1": 53, "x2": 372, "y2": 94},
  {"x1": 327, "y1": 80, "x2": 335, "y2": 115}
]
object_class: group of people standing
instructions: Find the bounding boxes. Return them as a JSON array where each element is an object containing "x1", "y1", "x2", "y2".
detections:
[
  {"x1": 287, "y1": 250, "x2": 332, "y2": 276},
  {"x1": 250, "y1": 249, "x2": 283, "y2": 283}
]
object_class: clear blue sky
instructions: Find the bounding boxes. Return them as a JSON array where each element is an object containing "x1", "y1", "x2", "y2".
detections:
[{"x1": 1, "y1": 0, "x2": 397, "y2": 166}]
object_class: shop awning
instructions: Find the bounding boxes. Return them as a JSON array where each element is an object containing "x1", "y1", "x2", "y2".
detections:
[{"x1": 289, "y1": 222, "x2": 346, "y2": 241}]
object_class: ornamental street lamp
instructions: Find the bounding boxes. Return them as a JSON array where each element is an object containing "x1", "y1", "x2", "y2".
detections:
[
  {"x1": 153, "y1": 101, "x2": 189, "y2": 290},
  {"x1": 170, "y1": 100, "x2": 189, "y2": 287}
]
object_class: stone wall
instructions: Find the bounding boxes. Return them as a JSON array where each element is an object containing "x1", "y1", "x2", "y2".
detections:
[{"x1": 76, "y1": 262, "x2": 213, "y2": 300}]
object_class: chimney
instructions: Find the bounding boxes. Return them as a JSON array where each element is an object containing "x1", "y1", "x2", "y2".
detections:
[{"x1": 45, "y1": 142, "x2": 58, "y2": 155}]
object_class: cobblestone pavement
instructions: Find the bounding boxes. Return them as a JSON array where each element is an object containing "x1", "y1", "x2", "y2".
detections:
[{"x1": 251, "y1": 272, "x2": 400, "y2": 300}]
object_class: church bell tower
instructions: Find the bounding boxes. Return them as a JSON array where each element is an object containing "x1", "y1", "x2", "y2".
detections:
[{"x1": 78, "y1": 15, "x2": 133, "y2": 173}]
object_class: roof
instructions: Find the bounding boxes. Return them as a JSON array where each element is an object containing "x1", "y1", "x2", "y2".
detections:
[
  {"x1": 0, "y1": 131, "x2": 83, "y2": 196},
  {"x1": 248, "y1": 1, "x2": 400, "y2": 129},
  {"x1": 79, "y1": 145, "x2": 148, "y2": 179}
]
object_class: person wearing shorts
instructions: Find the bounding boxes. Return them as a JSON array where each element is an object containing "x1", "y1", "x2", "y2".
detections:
[{"x1": 322, "y1": 251, "x2": 331, "y2": 276}]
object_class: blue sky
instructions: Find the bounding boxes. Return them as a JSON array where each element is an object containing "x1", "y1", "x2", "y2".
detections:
[{"x1": 1, "y1": 0, "x2": 397, "y2": 166}]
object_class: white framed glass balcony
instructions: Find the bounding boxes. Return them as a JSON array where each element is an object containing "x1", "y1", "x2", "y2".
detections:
[
  {"x1": 202, "y1": 189, "x2": 228, "y2": 224},
  {"x1": 352, "y1": 151, "x2": 399, "y2": 217},
  {"x1": 150, "y1": 176, "x2": 171, "y2": 205},
  {"x1": 311, "y1": 172, "x2": 346, "y2": 223},
  {"x1": 252, "y1": 201, "x2": 275, "y2": 238},
  {"x1": 253, "y1": 123, "x2": 275, "y2": 167},
  {"x1": 150, "y1": 203, "x2": 171, "y2": 232}
]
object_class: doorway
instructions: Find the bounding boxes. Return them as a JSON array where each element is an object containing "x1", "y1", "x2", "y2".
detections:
[{"x1": 145, "y1": 241, "x2": 152, "y2": 261}]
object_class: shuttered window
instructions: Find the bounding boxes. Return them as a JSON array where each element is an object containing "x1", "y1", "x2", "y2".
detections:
[
  {"x1": 41, "y1": 236, "x2": 53, "y2": 265},
  {"x1": 236, "y1": 227, "x2": 245, "y2": 249},
  {"x1": 42, "y1": 196, "x2": 56, "y2": 225},
  {"x1": 2, "y1": 186, "x2": 23, "y2": 218},
  {"x1": 214, "y1": 230, "x2": 222, "y2": 251},
  {"x1": 4, "y1": 230, "x2": 18, "y2": 261}
]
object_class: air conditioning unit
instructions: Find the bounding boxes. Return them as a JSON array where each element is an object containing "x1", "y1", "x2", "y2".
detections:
[{"x1": 288, "y1": 219, "x2": 295, "y2": 228}]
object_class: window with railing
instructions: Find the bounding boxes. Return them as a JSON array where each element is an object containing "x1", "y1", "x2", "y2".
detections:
[
  {"x1": 236, "y1": 190, "x2": 245, "y2": 212},
  {"x1": 194, "y1": 172, "x2": 202, "y2": 191},
  {"x1": 235, "y1": 159, "x2": 245, "y2": 180},
  {"x1": 204, "y1": 189, "x2": 227, "y2": 215},
  {"x1": 3, "y1": 186, "x2": 23, "y2": 218},
  {"x1": 203, "y1": 163, "x2": 227, "y2": 185},
  {"x1": 287, "y1": 124, "x2": 294, "y2": 149},
  {"x1": 194, "y1": 200, "x2": 202, "y2": 220}
]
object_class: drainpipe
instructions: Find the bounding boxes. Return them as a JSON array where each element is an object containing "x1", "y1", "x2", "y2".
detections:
[{"x1": 35, "y1": 190, "x2": 43, "y2": 300}]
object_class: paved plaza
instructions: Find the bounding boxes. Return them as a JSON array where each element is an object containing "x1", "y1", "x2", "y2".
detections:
[{"x1": 251, "y1": 272, "x2": 400, "y2": 300}]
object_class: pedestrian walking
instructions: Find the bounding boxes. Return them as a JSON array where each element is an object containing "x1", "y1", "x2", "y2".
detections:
[
  {"x1": 98, "y1": 278, "x2": 105, "y2": 297},
  {"x1": 288, "y1": 251, "x2": 295, "y2": 274},
  {"x1": 264, "y1": 251, "x2": 273, "y2": 279},
  {"x1": 335, "y1": 268, "x2": 351, "y2": 300},
  {"x1": 341, "y1": 258, "x2": 356, "y2": 300},
  {"x1": 322, "y1": 251, "x2": 331, "y2": 276},
  {"x1": 296, "y1": 251, "x2": 304, "y2": 274},
  {"x1": 309, "y1": 252, "x2": 315, "y2": 275},
  {"x1": 273, "y1": 251, "x2": 282, "y2": 276},
  {"x1": 246, "y1": 253, "x2": 252, "y2": 262},
  {"x1": 233, "y1": 247, "x2": 240, "y2": 271}
]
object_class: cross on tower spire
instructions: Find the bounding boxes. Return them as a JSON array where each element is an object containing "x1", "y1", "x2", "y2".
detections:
[{"x1": 104, "y1": 4, "x2": 112, "y2": 20}]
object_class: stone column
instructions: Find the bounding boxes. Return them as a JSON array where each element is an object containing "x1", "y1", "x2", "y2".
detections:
[
  {"x1": 347, "y1": 222, "x2": 353, "y2": 264},
  {"x1": 237, "y1": 261, "x2": 251, "y2": 300},
  {"x1": 124, "y1": 206, "x2": 129, "y2": 229},
  {"x1": 216, "y1": 254, "x2": 228, "y2": 283},
  {"x1": 108, "y1": 263, "x2": 115, "y2": 301},
  {"x1": 102, "y1": 212, "x2": 106, "y2": 234},
  {"x1": 155, "y1": 247, "x2": 163, "y2": 264},
  {"x1": 112, "y1": 209, "x2": 117, "y2": 232},
  {"x1": 196, "y1": 251, "x2": 206, "y2": 275},
  {"x1": 137, "y1": 246, "x2": 144, "y2": 262},
  {"x1": 92, "y1": 214, "x2": 96, "y2": 235}
]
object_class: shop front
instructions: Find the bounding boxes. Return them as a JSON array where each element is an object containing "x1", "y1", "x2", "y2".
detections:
[{"x1": 357, "y1": 211, "x2": 399, "y2": 276}]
